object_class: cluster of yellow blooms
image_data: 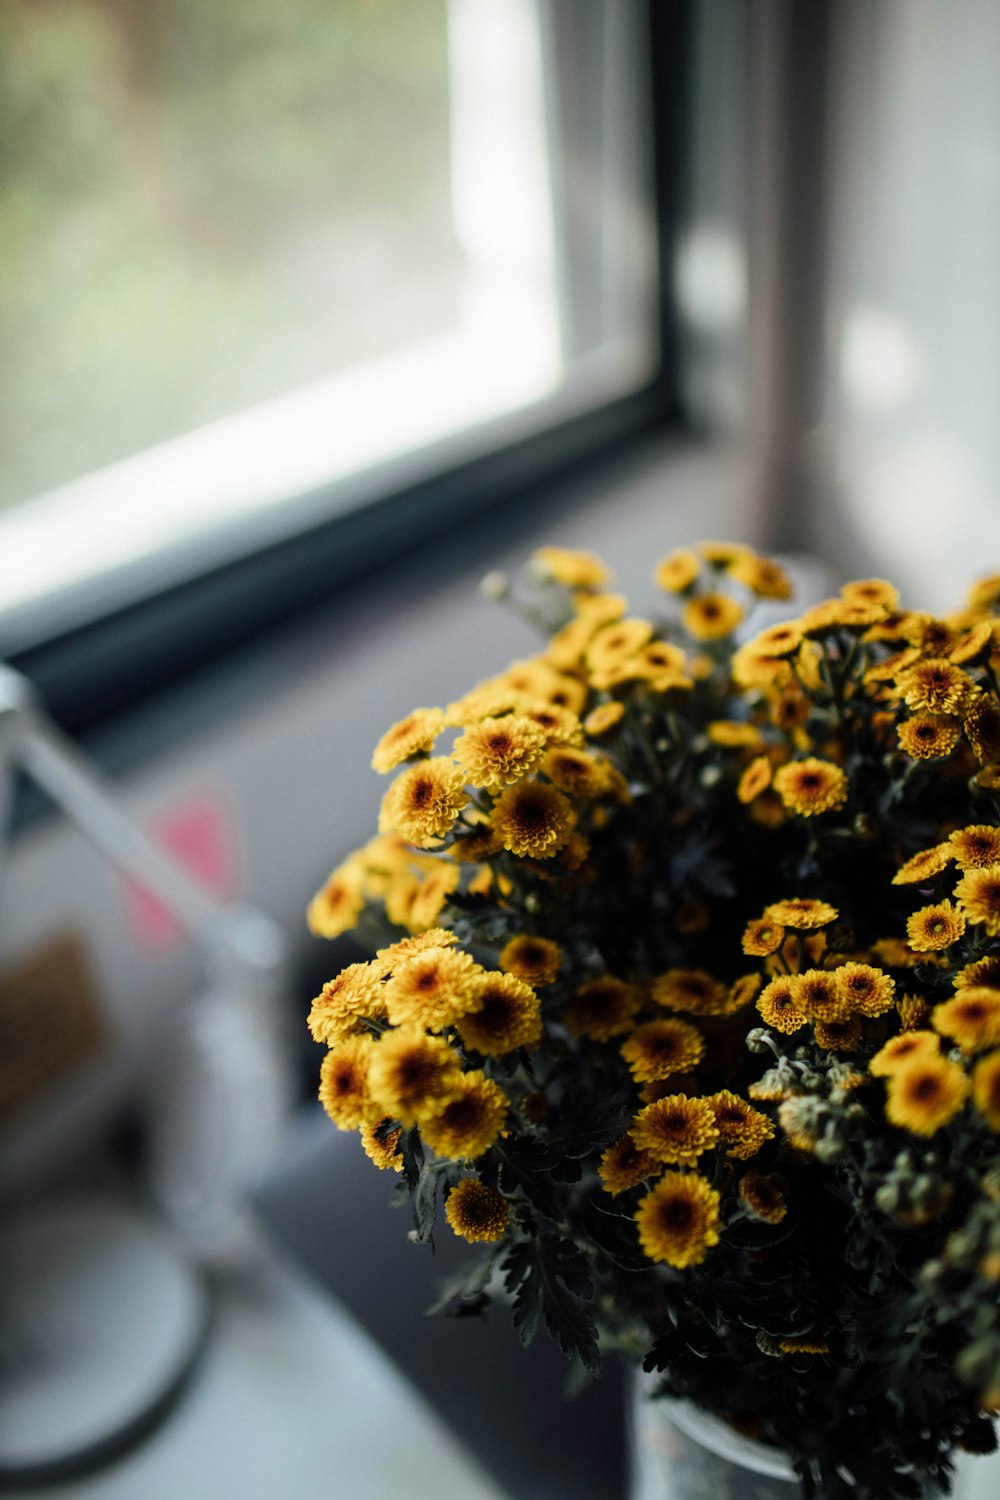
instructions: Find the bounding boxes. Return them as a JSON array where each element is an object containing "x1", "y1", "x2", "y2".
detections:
[{"x1": 306, "y1": 539, "x2": 1000, "y2": 1290}]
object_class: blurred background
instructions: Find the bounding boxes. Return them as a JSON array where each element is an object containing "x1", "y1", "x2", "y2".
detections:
[{"x1": 1, "y1": 2, "x2": 999, "y2": 1496}]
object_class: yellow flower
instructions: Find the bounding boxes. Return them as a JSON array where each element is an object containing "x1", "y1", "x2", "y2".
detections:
[
  {"x1": 407, "y1": 864, "x2": 461, "y2": 931},
  {"x1": 885, "y1": 1053, "x2": 970, "y2": 1136},
  {"x1": 359, "y1": 1117, "x2": 404, "y2": 1171},
  {"x1": 729, "y1": 973, "x2": 764, "y2": 1010},
  {"x1": 748, "y1": 621, "x2": 804, "y2": 659},
  {"x1": 654, "y1": 548, "x2": 701, "y2": 592},
  {"x1": 707, "y1": 720, "x2": 766, "y2": 749},
  {"x1": 932, "y1": 989, "x2": 1000, "y2": 1052},
  {"x1": 682, "y1": 592, "x2": 744, "y2": 641},
  {"x1": 778, "y1": 1339, "x2": 829, "y2": 1357},
  {"x1": 453, "y1": 715, "x2": 547, "y2": 791},
  {"x1": 897, "y1": 715, "x2": 961, "y2": 760},
  {"x1": 972, "y1": 1051, "x2": 1000, "y2": 1129},
  {"x1": 456, "y1": 970, "x2": 543, "y2": 1056},
  {"x1": 371, "y1": 707, "x2": 446, "y2": 773},
  {"x1": 375, "y1": 927, "x2": 458, "y2": 970},
  {"x1": 897, "y1": 994, "x2": 930, "y2": 1030},
  {"x1": 742, "y1": 916, "x2": 785, "y2": 957},
  {"x1": 367, "y1": 1027, "x2": 463, "y2": 1126},
  {"x1": 705, "y1": 1091, "x2": 775, "y2": 1160},
  {"x1": 490, "y1": 780, "x2": 575, "y2": 859},
  {"x1": 517, "y1": 700, "x2": 586, "y2": 747},
  {"x1": 892, "y1": 844, "x2": 954, "y2": 884},
  {"x1": 814, "y1": 1016, "x2": 862, "y2": 1052},
  {"x1": 651, "y1": 967, "x2": 729, "y2": 1016},
  {"x1": 541, "y1": 747, "x2": 610, "y2": 798},
  {"x1": 499, "y1": 934, "x2": 562, "y2": 988},
  {"x1": 949, "y1": 620, "x2": 996, "y2": 665},
  {"x1": 383, "y1": 872, "x2": 421, "y2": 928},
  {"x1": 379, "y1": 758, "x2": 469, "y2": 846},
  {"x1": 631, "y1": 1096, "x2": 720, "y2": 1167},
  {"x1": 308, "y1": 963, "x2": 385, "y2": 1044},
  {"x1": 450, "y1": 824, "x2": 504, "y2": 863},
  {"x1": 584, "y1": 701, "x2": 625, "y2": 737},
  {"x1": 728, "y1": 552, "x2": 793, "y2": 600},
  {"x1": 564, "y1": 976, "x2": 640, "y2": 1040},
  {"x1": 956, "y1": 955, "x2": 1000, "y2": 989},
  {"x1": 790, "y1": 969, "x2": 851, "y2": 1024},
  {"x1": 635, "y1": 1173, "x2": 721, "y2": 1268},
  {"x1": 896, "y1": 659, "x2": 973, "y2": 715},
  {"x1": 307, "y1": 860, "x2": 366, "y2": 938},
  {"x1": 599, "y1": 1134, "x2": 661, "y2": 1195},
  {"x1": 907, "y1": 900, "x2": 966, "y2": 951},
  {"x1": 585, "y1": 618, "x2": 654, "y2": 673},
  {"x1": 420, "y1": 1071, "x2": 508, "y2": 1159},
  {"x1": 964, "y1": 692, "x2": 1000, "y2": 763},
  {"x1": 950, "y1": 825, "x2": 1000, "y2": 869},
  {"x1": 842, "y1": 578, "x2": 900, "y2": 611},
  {"x1": 870, "y1": 1030, "x2": 941, "y2": 1076},
  {"x1": 737, "y1": 756, "x2": 773, "y2": 805},
  {"x1": 773, "y1": 758, "x2": 849, "y2": 817},
  {"x1": 836, "y1": 963, "x2": 896, "y2": 1018},
  {"x1": 319, "y1": 1036, "x2": 376, "y2": 1129},
  {"x1": 699, "y1": 540, "x2": 754, "y2": 568},
  {"x1": 533, "y1": 545, "x2": 611, "y2": 589},
  {"x1": 764, "y1": 897, "x2": 839, "y2": 930},
  {"x1": 968, "y1": 573, "x2": 1000, "y2": 612},
  {"x1": 620, "y1": 1018, "x2": 706, "y2": 1083},
  {"x1": 738, "y1": 1172, "x2": 787, "y2": 1223},
  {"x1": 444, "y1": 1178, "x2": 510, "y2": 1243},
  {"x1": 383, "y1": 946, "x2": 481, "y2": 1029}
]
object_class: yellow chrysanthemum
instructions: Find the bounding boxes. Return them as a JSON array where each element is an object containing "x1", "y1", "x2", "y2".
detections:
[
  {"x1": 450, "y1": 825, "x2": 504, "y2": 863},
  {"x1": 635, "y1": 1173, "x2": 721, "y2": 1268},
  {"x1": 683, "y1": 592, "x2": 744, "y2": 641},
  {"x1": 896, "y1": 659, "x2": 973, "y2": 715},
  {"x1": 949, "y1": 620, "x2": 996, "y2": 665},
  {"x1": 738, "y1": 1172, "x2": 787, "y2": 1223},
  {"x1": 956, "y1": 955, "x2": 1000, "y2": 989},
  {"x1": 541, "y1": 746, "x2": 609, "y2": 797},
  {"x1": 707, "y1": 720, "x2": 766, "y2": 749},
  {"x1": 932, "y1": 989, "x2": 1000, "y2": 1052},
  {"x1": 383, "y1": 946, "x2": 480, "y2": 1029},
  {"x1": 705, "y1": 1091, "x2": 775, "y2": 1160},
  {"x1": 533, "y1": 545, "x2": 611, "y2": 589},
  {"x1": 885, "y1": 1053, "x2": 970, "y2": 1136},
  {"x1": 375, "y1": 928, "x2": 458, "y2": 970},
  {"x1": 444, "y1": 1178, "x2": 510, "y2": 1243},
  {"x1": 654, "y1": 548, "x2": 701, "y2": 592},
  {"x1": 360, "y1": 1117, "x2": 404, "y2": 1171},
  {"x1": 307, "y1": 860, "x2": 366, "y2": 939},
  {"x1": 318, "y1": 1036, "x2": 377, "y2": 1130},
  {"x1": 898, "y1": 715, "x2": 961, "y2": 760},
  {"x1": 766, "y1": 899, "x2": 840, "y2": 934},
  {"x1": 371, "y1": 707, "x2": 446, "y2": 774},
  {"x1": 729, "y1": 973, "x2": 764, "y2": 1010},
  {"x1": 699, "y1": 540, "x2": 753, "y2": 568},
  {"x1": 773, "y1": 758, "x2": 849, "y2": 817},
  {"x1": 906, "y1": 900, "x2": 966, "y2": 952},
  {"x1": 308, "y1": 963, "x2": 385, "y2": 1044},
  {"x1": 972, "y1": 1051, "x2": 1000, "y2": 1129},
  {"x1": 631, "y1": 1096, "x2": 720, "y2": 1167},
  {"x1": 742, "y1": 916, "x2": 785, "y2": 957},
  {"x1": 420, "y1": 1071, "x2": 508, "y2": 1159},
  {"x1": 651, "y1": 968, "x2": 729, "y2": 1016},
  {"x1": 869, "y1": 1030, "x2": 941, "y2": 1077},
  {"x1": 837, "y1": 963, "x2": 897, "y2": 1018},
  {"x1": 737, "y1": 756, "x2": 773, "y2": 805},
  {"x1": 564, "y1": 976, "x2": 640, "y2": 1041},
  {"x1": 583, "y1": 701, "x2": 625, "y2": 737},
  {"x1": 728, "y1": 552, "x2": 793, "y2": 600},
  {"x1": 749, "y1": 621, "x2": 804, "y2": 659},
  {"x1": 599, "y1": 1134, "x2": 661, "y2": 1195},
  {"x1": 956, "y1": 864, "x2": 1000, "y2": 938},
  {"x1": 456, "y1": 970, "x2": 543, "y2": 1056},
  {"x1": 367, "y1": 1026, "x2": 463, "y2": 1125},
  {"x1": 407, "y1": 864, "x2": 461, "y2": 931},
  {"x1": 892, "y1": 844, "x2": 954, "y2": 885},
  {"x1": 516, "y1": 700, "x2": 586, "y2": 747},
  {"x1": 383, "y1": 873, "x2": 420, "y2": 927},
  {"x1": 490, "y1": 781, "x2": 575, "y2": 859},
  {"x1": 497, "y1": 934, "x2": 561, "y2": 989},
  {"x1": 898, "y1": 994, "x2": 930, "y2": 1030},
  {"x1": 585, "y1": 618, "x2": 654, "y2": 673},
  {"x1": 620, "y1": 1018, "x2": 706, "y2": 1083},
  {"x1": 964, "y1": 692, "x2": 1000, "y2": 764},
  {"x1": 379, "y1": 758, "x2": 469, "y2": 846},
  {"x1": 950, "y1": 825, "x2": 1000, "y2": 869},
  {"x1": 790, "y1": 969, "x2": 850, "y2": 1024},
  {"x1": 814, "y1": 1016, "x2": 862, "y2": 1052},
  {"x1": 453, "y1": 715, "x2": 547, "y2": 791},
  {"x1": 842, "y1": 577, "x2": 899, "y2": 611}
]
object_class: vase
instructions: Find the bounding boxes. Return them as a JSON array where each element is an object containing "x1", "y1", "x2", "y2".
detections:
[{"x1": 628, "y1": 1372, "x2": 799, "y2": 1500}]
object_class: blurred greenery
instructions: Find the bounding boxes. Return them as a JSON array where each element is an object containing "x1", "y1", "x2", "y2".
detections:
[{"x1": 0, "y1": 0, "x2": 461, "y2": 508}]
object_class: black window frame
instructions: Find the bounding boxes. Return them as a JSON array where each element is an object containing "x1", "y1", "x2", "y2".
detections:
[{"x1": 4, "y1": 0, "x2": 692, "y2": 738}]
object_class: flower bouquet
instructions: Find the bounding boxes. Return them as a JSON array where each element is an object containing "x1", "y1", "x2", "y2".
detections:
[{"x1": 306, "y1": 541, "x2": 1000, "y2": 1499}]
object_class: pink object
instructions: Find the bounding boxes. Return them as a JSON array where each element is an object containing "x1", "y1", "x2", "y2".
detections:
[{"x1": 123, "y1": 794, "x2": 240, "y2": 952}]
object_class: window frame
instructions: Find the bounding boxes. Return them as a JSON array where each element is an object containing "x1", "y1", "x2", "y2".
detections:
[{"x1": 3, "y1": 0, "x2": 692, "y2": 736}]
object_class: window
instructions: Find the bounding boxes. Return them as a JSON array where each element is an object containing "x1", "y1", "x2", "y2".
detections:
[{"x1": 0, "y1": 0, "x2": 673, "y2": 690}]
